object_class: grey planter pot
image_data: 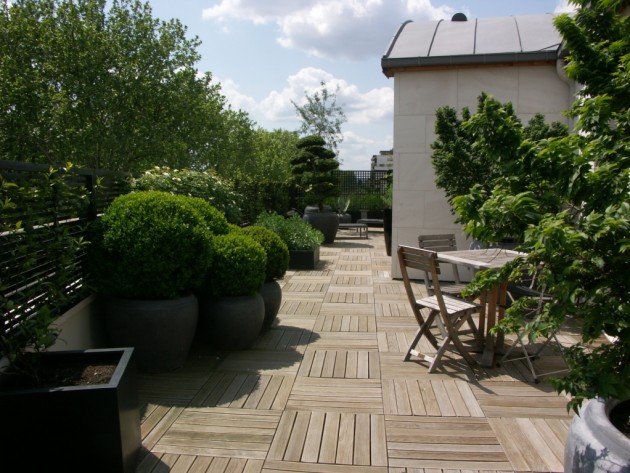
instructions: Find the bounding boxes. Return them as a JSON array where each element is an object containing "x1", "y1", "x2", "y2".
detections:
[
  {"x1": 303, "y1": 207, "x2": 339, "y2": 244},
  {"x1": 104, "y1": 294, "x2": 199, "y2": 373},
  {"x1": 260, "y1": 280, "x2": 282, "y2": 329},
  {"x1": 564, "y1": 397, "x2": 630, "y2": 473},
  {"x1": 199, "y1": 293, "x2": 264, "y2": 350},
  {"x1": 0, "y1": 347, "x2": 141, "y2": 473}
]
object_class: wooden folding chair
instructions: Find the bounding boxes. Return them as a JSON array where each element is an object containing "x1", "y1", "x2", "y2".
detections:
[
  {"x1": 498, "y1": 277, "x2": 568, "y2": 383},
  {"x1": 418, "y1": 234, "x2": 468, "y2": 298},
  {"x1": 398, "y1": 245, "x2": 481, "y2": 373}
]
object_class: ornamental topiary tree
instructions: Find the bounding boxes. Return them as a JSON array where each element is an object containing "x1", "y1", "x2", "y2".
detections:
[{"x1": 291, "y1": 134, "x2": 340, "y2": 211}]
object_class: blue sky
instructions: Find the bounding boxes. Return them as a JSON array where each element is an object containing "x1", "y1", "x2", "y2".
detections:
[{"x1": 145, "y1": 0, "x2": 574, "y2": 170}]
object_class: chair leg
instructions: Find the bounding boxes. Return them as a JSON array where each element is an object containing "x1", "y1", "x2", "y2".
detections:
[
  {"x1": 404, "y1": 310, "x2": 437, "y2": 361},
  {"x1": 427, "y1": 313, "x2": 478, "y2": 373}
]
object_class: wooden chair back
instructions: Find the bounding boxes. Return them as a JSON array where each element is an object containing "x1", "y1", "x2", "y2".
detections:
[
  {"x1": 397, "y1": 245, "x2": 448, "y2": 318},
  {"x1": 418, "y1": 234, "x2": 462, "y2": 285}
]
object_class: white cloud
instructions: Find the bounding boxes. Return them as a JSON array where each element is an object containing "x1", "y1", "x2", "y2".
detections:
[
  {"x1": 202, "y1": 0, "x2": 455, "y2": 60},
  {"x1": 554, "y1": 0, "x2": 576, "y2": 14},
  {"x1": 216, "y1": 67, "x2": 394, "y2": 168}
]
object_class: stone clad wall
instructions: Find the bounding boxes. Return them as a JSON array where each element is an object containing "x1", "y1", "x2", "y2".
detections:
[{"x1": 390, "y1": 64, "x2": 573, "y2": 278}]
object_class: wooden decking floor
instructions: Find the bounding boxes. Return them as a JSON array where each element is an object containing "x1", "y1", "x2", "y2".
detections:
[{"x1": 135, "y1": 227, "x2": 580, "y2": 473}]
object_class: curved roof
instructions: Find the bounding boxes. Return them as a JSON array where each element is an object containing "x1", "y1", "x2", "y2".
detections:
[{"x1": 382, "y1": 14, "x2": 563, "y2": 77}]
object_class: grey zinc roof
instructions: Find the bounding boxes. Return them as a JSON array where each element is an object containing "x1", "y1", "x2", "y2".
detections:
[{"x1": 382, "y1": 14, "x2": 562, "y2": 76}]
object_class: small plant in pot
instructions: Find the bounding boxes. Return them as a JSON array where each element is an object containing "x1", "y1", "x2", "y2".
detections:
[
  {"x1": 241, "y1": 225, "x2": 289, "y2": 329},
  {"x1": 198, "y1": 231, "x2": 267, "y2": 350},
  {"x1": 255, "y1": 211, "x2": 324, "y2": 270},
  {"x1": 89, "y1": 190, "x2": 217, "y2": 373},
  {"x1": 0, "y1": 166, "x2": 141, "y2": 473},
  {"x1": 291, "y1": 134, "x2": 340, "y2": 243}
]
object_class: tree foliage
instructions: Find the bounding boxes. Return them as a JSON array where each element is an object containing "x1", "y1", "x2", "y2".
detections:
[
  {"x1": 0, "y1": 0, "x2": 254, "y2": 173},
  {"x1": 292, "y1": 81, "x2": 346, "y2": 158},
  {"x1": 250, "y1": 128, "x2": 299, "y2": 183},
  {"x1": 443, "y1": 0, "x2": 630, "y2": 411},
  {"x1": 432, "y1": 94, "x2": 568, "y2": 242},
  {"x1": 291, "y1": 135, "x2": 340, "y2": 210}
]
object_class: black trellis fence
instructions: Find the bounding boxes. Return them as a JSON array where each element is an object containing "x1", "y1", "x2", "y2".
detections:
[{"x1": 0, "y1": 160, "x2": 130, "y2": 339}]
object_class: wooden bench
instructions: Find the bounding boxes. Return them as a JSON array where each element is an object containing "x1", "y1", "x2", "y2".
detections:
[{"x1": 338, "y1": 222, "x2": 368, "y2": 238}]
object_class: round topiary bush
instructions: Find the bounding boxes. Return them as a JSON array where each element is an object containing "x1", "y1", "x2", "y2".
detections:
[
  {"x1": 241, "y1": 225, "x2": 289, "y2": 282},
  {"x1": 184, "y1": 196, "x2": 231, "y2": 236},
  {"x1": 90, "y1": 190, "x2": 213, "y2": 300},
  {"x1": 205, "y1": 232, "x2": 267, "y2": 297}
]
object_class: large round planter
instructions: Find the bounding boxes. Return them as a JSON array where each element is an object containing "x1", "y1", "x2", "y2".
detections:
[
  {"x1": 564, "y1": 397, "x2": 630, "y2": 473},
  {"x1": 260, "y1": 280, "x2": 282, "y2": 329},
  {"x1": 303, "y1": 207, "x2": 339, "y2": 244},
  {"x1": 104, "y1": 294, "x2": 198, "y2": 373},
  {"x1": 199, "y1": 293, "x2": 264, "y2": 350}
]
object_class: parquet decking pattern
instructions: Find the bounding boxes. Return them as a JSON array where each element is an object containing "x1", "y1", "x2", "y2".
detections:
[{"x1": 135, "y1": 227, "x2": 579, "y2": 473}]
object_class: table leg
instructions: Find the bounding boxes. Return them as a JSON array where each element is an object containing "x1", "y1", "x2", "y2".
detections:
[
  {"x1": 495, "y1": 281, "x2": 508, "y2": 351},
  {"x1": 481, "y1": 286, "x2": 499, "y2": 368},
  {"x1": 474, "y1": 292, "x2": 487, "y2": 351}
]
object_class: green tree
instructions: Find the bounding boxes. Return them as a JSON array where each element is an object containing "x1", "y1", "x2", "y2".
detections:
[
  {"x1": 250, "y1": 128, "x2": 299, "y2": 183},
  {"x1": 0, "y1": 0, "x2": 252, "y2": 173},
  {"x1": 453, "y1": 0, "x2": 630, "y2": 411},
  {"x1": 292, "y1": 81, "x2": 346, "y2": 158},
  {"x1": 291, "y1": 135, "x2": 339, "y2": 211},
  {"x1": 432, "y1": 94, "x2": 568, "y2": 243}
]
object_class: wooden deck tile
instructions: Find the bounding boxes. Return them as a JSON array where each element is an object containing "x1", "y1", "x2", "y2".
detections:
[
  {"x1": 218, "y1": 351, "x2": 303, "y2": 375},
  {"x1": 152, "y1": 408, "x2": 281, "y2": 460},
  {"x1": 189, "y1": 372, "x2": 295, "y2": 410},
  {"x1": 297, "y1": 350, "x2": 380, "y2": 379},
  {"x1": 253, "y1": 328, "x2": 312, "y2": 352},
  {"x1": 331, "y1": 275, "x2": 372, "y2": 285},
  {"x1": 278, "y1": 299, "x2": 322, "y2": 316},
  {"x1": 287, "y1": 378, "x2": 383, "y2": 413},
  {"x1": 314, "y1": 315, "x2": 377, "y2": 332},
  {"x1": 472, "y1": 382, "x2": 574, "y2": 418},
  {"x1": 268, "y1": 411, "x2": 387, "y2": 467},
  {"x1": 385, "y1": 416, "x2": 511, "y2": 470},
  {"x1": 319, "y1": 302, "x2": 376, "y2": 316},
  {"x1": 306, "y1": 332, "x2": 379, "y2": 350}
]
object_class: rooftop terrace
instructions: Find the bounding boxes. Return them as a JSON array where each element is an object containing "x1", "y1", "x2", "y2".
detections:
[{"x1": 135, "y1": 226, "x2": 580, "y2": 473}]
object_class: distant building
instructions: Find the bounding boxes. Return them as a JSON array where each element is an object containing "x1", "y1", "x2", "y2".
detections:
[{"x1": 371, "y1": 150, "x2": 393, "y2": 171}]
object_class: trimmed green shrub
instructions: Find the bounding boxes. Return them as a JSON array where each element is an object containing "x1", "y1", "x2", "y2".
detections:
[
  {"x1": 204, "y1": 233, "x2": 266, "y2": 297},
  {"x1": 255, "y1": 212, "x2": 324, "y2": 251},
  {"x1": 184, "y1": 196, "x2": 231, "y2": 235},
  {"x1": 89, "y1": 190, "x2": 213, "y2": 299},
  {"x1": 131, "y1": 166, "x2": 243, "y2": 224},
  {"x1": 241, "y1": 225, "x2": 289, "y2": 282}
]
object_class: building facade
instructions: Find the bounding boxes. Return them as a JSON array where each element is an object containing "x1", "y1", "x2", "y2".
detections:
[{"x1": 381, "y1": 13, "x2": 575, "y2": 278}]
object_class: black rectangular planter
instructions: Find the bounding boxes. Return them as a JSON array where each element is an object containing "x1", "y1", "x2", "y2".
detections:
[
  {"x1": 289, "y1": 247, "x2": 320, "y2": 270},
  {"x1": 0, "y1": 347, "x2": 141, "y2": 473}
]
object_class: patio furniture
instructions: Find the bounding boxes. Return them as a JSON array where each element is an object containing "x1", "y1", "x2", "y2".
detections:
[
  {"x1": 436, "y1": 248, "x2": 523, "y2": 368},
  {"x1": 498, "y1": 277, "x2": 568, "y2": 383},
  {"x1": 357, "y1": 218, "x2": 383, "y2": 227},
  {"x1": 338, "y1": 222, "x2": 368, "y2": 238},
  {"x1": 417, "y1": 233, "x2": 468, "y2": 298},
  {"x1": 398, "y1": 245, "x2": 481, "y2": 373}
]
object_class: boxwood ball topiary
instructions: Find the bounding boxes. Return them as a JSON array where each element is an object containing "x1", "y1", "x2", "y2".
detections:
[
  {"x1": 241, "y1": 225, "x2": 289, "y2": 282},
  {"x1": 205, "y1": 233, "x2": 267, "y2": 297},
  {"x1": 184, "y1": 196, "x2": 231, "y2": 236},
  {"x1": 90, "y1": 190, "x2": 214, "y2": 300}
]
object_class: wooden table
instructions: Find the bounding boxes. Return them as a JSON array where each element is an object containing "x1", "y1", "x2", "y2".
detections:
[{"x1": 436, "y1": 248, "x2": 523, "y2": 367}]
